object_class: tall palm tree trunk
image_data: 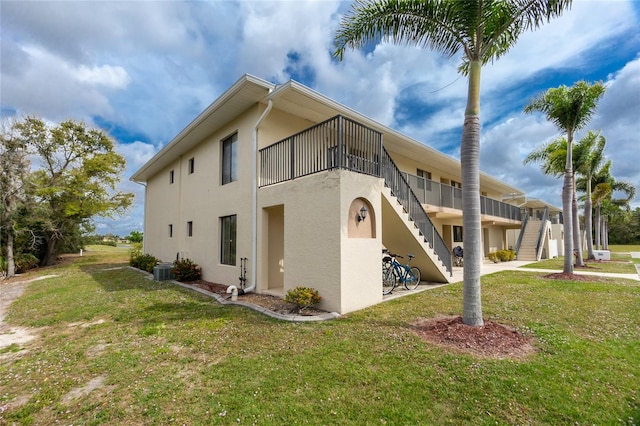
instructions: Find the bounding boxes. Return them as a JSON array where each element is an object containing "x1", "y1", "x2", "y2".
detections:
[
  {"x1": 563, "y1": 139, "x2": 574, "y2": 274},
  {"x1": 584, "y1": 187, "x2": 594, "y2": 259},
  {"x1": 595, "y1": 204, "x2": 602, "y2": 249},
  {"x1": 572, "y1": 178, "x2": 584, "y2": 266},
  {"x1": 461, "y1": 61, "x2": 483, "y2": 327}
]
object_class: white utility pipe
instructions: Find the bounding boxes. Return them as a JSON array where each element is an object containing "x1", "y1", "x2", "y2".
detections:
[
  {"x1": 245, "y1": 98, "x2": 273, "y2": 293},
  {"x1": 226, "y1": 285, "x2": 238, "y2": 301}
]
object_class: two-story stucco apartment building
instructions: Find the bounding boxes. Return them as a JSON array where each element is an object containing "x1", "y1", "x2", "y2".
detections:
[{"x1": 132, "y1": 74, "x2": 562, "y2": 314}]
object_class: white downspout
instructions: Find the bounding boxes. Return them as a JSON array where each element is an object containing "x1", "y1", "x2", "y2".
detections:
[{"x1": 243, "y1": 98, "x2": 273, "y2": 294}]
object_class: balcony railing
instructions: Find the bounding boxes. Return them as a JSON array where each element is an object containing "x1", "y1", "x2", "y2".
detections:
[
  {"x1": 403, "y1": 173, "x2": 522, "y2": 221},
  {"x1": 259, "y1": 115, "x2": 381, "y2": 186},
  {"x1": 259, "y1": 115, "x2": 452, "y2": 276}
]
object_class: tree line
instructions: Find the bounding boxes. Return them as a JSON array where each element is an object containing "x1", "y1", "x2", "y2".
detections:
[{"x1": 1, "y1": 117, "x2": 133, "y2": 278}]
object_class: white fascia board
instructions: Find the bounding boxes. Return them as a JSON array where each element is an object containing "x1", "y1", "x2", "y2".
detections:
[{"x1": 131, "y1": 74, "x2": 275, "y2": 182}]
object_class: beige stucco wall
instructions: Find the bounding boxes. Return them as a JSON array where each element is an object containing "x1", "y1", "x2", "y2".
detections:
[
  {"x1": 258, "y1": 169, "x2": 383, "y2": 313},
  {"x1": 143, "y1": 105, "x2": 262, "y2": 285}
]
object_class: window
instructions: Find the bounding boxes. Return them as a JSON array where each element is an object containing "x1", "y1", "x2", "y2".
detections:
[
  {"x1": 221, "y1": 215, "x2": 237, "y2": 265},
  {"x1": 188, "y1": 158, "x2": 195, "y2": 174},
  {"x1": 417, "y1": 168, "x2": 431, "y2": 190},
  {"x1": 169, "y1": 224, "x2": 173, "y2": 238},
  {"x1": 417, "y1": 169, "x2": 431, "y2": 180},
  {"x1": 453, "y1": 226, "x2": 463, "y2": 243},
  {"x1": 169, "y1": 170, "x2": 174, "y2": 184},
  {"x1": 187, "y1": 221, "x2": 193, "y2": 237},
  {"x1": 451, "y1": 180, "x2": 461, "y2": 189},
  {"x1": 222, "y1": 133, "x2": 238, "y2": 184}
]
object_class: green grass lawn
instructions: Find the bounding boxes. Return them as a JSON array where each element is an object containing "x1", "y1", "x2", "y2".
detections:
[
  {"x1": 1, "y1": 251, "x2": 639, "y2": 425},
  {"x1": 521, "y1": 252, "x2": 639, "y2": 272}
]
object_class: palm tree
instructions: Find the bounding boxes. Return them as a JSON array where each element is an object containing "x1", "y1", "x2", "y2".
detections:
[
  {"x1": 523, "y1": 133, "x2": 597, "y2": 266},
  {"x1": 574, "y1": 131, "x2": 606, "y2": 259},
  {"x1": 334, "y1": 0, "x2": 572, "y2": 326},
  {"x1": 524, "y1": 81, "x2": 606, "y2": 274},
  {"x1": 578, "y1": 163, "x2": 636, "y2": 250}
]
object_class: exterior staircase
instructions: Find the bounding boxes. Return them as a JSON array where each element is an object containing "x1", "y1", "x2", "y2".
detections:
[
  {"x1": 516, "y1": 220, "x2": 540, "y2": 260},
  {"x1": 381, "y1": 188, "x2": 452, "y2": 283}
]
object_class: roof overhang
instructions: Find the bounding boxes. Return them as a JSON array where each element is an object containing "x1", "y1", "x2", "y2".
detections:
[{"x1": 130, "y1": 74, "x2": 275, "y2": 183}]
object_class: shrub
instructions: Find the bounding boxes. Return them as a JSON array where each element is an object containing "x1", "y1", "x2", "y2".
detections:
[
  {"x1": 172, "y1": 258, "x2": 201, "y2": 281},
  {"x1": 496, "y1": 249, "x2": 516, "y2": 262},
  {"x1": 129, "y1": 247, "x2": 160, "y2": 273},
  {"x1": 285, "y1": 286, "x2": 321, "y2": 311},
  {"x1": 488, "y1": 252, "x2": 498, "y2": 263},
  {"x1": 15, "y1": 253, "x2": 40, "y2": 273}
]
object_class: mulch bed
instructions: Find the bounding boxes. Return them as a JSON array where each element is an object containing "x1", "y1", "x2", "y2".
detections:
[
  {"x1": 414, "y1": 315, "x2": 536, "y2": 359},
  {"x1": 185, "y1": 280, "x2": 328, "y2": 316}
]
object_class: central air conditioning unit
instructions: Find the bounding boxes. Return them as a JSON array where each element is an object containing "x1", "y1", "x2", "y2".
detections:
[{"x1": 153, "y1": 263, "x2": 175, "y2": 281}]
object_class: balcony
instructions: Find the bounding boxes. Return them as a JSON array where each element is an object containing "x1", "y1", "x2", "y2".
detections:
[{"x1": 403, "y1": 173, "x2": 523, "y2": 222}]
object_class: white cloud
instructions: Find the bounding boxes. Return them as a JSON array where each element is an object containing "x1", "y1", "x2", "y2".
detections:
[
  {"x1": 75, "y1": 64, "x2": 130, "y2": 88},
  {"x1": 2, "y1": 0, "x2": 639, "y2": 233}
]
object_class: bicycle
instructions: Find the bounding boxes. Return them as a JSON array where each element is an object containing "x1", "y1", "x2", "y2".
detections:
[{"x1": 382, "y1": 252, "x2": 421, "y2": 295}]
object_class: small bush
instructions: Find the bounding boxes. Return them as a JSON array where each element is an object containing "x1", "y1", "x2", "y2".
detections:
[
  {"x1": 15, "y1": 253, "x2": 40, "y2": 273},
  {"x1": 129, "y1": 247, "x2": 160, "y2": 273},
  {"x1": 285, "y1": 286, "x2": 321, "y2": 311},
  {"x1": 496, "y1": 249, "x2": 516, "y2": 262},
  {"x1": 489, "y1": 250, "x2": 516, "y2": 263},
  {"x1": 172, "y1": 258, "x2": 201, "y2": 281},
  {"x1": 100, "y1": 240, "x2": 117, "y2": 247}
]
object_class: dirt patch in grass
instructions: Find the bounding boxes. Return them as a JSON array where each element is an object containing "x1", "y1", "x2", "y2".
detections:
[
  {"x1": 187, "y1": 280, "x2": 329, "y2": 316},
  {"x1": 414, "y1": 315, "x2": 536, "y2": 360},
  {"x1": 543, "y1": 272, "x2": 600, "y2": 281}
]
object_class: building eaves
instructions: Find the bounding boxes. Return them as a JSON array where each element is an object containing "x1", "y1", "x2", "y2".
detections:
[{"x1": 131, "y1": 74, "x2": 275, "y2": 183}]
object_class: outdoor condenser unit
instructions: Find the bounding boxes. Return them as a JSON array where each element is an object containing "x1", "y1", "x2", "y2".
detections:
[{"x1": 153, "y1": 263, "x2": 174, "y2": 281}]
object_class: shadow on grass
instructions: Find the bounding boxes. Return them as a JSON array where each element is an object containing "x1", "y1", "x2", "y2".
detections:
[{"x1": 80, "y1": 263, "x2": 176, "y2": 293}]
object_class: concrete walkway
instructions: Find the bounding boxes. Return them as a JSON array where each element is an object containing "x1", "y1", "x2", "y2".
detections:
[
  {"x1": 385, "y1": 256, "x2": 640, "y2": 303},
  {"x1": 451, "y1": 258, "x2": 640, "y2": 282}
]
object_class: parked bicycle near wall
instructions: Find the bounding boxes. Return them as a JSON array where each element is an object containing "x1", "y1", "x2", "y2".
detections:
[{"x1": 382, "y1": 251, "x2": 421, "y2": 295}]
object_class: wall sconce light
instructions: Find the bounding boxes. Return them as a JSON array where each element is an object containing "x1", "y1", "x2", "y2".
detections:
[{"x1": 357, "y1": 205, "x2": 368, "y2": 223}]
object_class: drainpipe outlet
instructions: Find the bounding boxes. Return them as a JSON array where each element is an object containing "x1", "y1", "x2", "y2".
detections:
[{"x1": 226, "y1": 285, "x2": 238, "y2": 301}]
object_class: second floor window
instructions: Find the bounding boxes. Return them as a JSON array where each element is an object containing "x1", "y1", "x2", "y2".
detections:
[
  {"x1": 187, "y1": 221, "x2": 193, "y2": 237},
  {"x1": 169, "y1": 224, "x2": 173, "y2": 238},
  {"x1": 222, "y1": 133, "x2": 238, "y2": 185},
  {"x1": 169, "y1": 170, "x2": 174, "y2": 184},
  {"x1": 188, "y1": 158, "x2": 195, "y2": 174},
  {"x1": 417, "y1": 169, "x2": 431, "y2": 190}
]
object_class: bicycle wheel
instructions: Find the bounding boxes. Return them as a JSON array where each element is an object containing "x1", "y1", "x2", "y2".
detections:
[
  {"x1": 404, "y1": 267, "x2": 421, "y2": 290},
  {"x1": 382, "y1": 267, "x2": 396, "y2": 295}
]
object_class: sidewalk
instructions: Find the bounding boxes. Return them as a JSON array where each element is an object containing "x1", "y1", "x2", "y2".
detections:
[{"x1": 451, "y1": 256, "x2": 640, "y2": 282}]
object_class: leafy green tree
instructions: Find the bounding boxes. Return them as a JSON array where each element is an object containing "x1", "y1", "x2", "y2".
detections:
[
  {"x1": 0, "y1": 118, "x2": 31, "y2": 277},
  {"x1": 524, "y1": 81, "x2": 606, "y2": 274},
  {"x1": 128, "y1": 230, "x2": 143, "y2": 243},
  {"x1": 334, "y1": 0, "x2": 572, "y2": 326},
  {"x1": 15, "y1": 117, "x2": 134, "y2": 266}
]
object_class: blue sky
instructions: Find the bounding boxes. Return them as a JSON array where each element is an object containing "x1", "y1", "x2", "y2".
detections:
[{"x1": 2, "y1": 0, "x2": 639, "y2": 237}]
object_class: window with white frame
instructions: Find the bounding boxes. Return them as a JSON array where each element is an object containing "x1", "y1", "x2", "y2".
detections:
[
  {"x1": 222, "y1": 133, "x2": 238, "y2": 185},
  {"x1": 220, "y1": 215, "x2": 236, "y2": 265}
]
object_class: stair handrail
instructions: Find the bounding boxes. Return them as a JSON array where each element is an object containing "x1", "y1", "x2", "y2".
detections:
[
  {"x1": 380, "y1": 147, "x2": 452, "y2": 275},
  {"x1": 515, "y1": 209, "x2": 529, "y2": 258},
  {"x1": 534, "y1": 206, "x2": 550, "y2": 260}
]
